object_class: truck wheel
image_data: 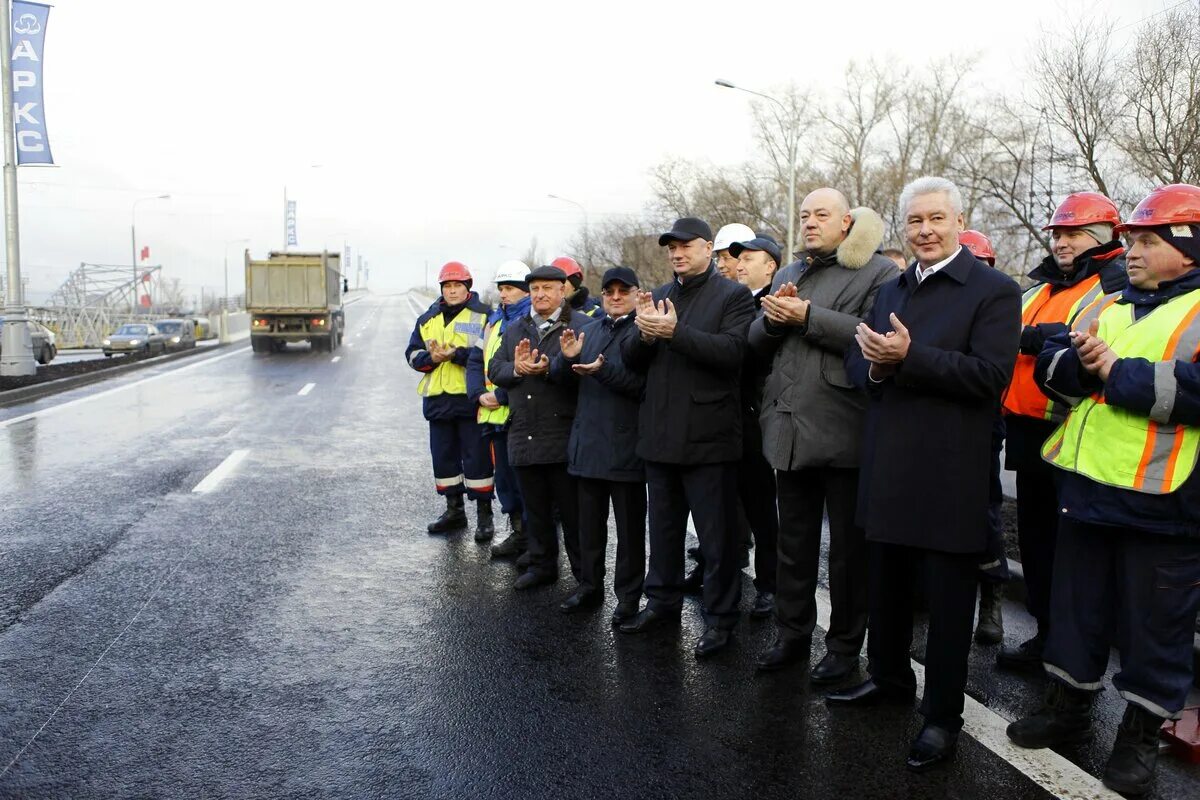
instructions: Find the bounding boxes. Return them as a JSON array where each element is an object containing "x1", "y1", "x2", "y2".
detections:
[
  {"x1": 251, "y1": 337, "x2": 269, "y2": 354},
  {"x1": 37, "y1": 344, "x2": 50, "y2": 364}
]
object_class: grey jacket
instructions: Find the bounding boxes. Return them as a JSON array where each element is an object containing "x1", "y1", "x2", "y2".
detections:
[{"x1": 748, "y1": 207, "x2": 899, "y2": 471}]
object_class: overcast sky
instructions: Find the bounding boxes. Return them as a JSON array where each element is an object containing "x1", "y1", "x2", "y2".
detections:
[{"x1": 8, "y1": 0, "x2": 1178, "y2": 303}]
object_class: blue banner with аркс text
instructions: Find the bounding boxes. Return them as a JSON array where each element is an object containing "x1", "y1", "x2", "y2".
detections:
[{"x1": 11, "y1": 1, "x2": 52, "y2": 165}]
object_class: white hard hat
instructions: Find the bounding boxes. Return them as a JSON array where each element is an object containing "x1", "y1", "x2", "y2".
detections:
[
  {"x1": 494, "y1": 259, "x2": 531, "y2": 286},
  {"x1": 713, "y1": 223, "x2": 756, "y2": 252}
]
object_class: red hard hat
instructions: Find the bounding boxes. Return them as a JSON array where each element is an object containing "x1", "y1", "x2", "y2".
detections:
[
  {"x1": 959, "y1": 229, "x2": 995, "y2": 266},
  {"x1": 550, "y1": 256, "x2": 583, "y2": 279},
  {"x1": 1114, "y1": 184, "x2": 1200, "y2": 233},
  {"x1": 437, "y1": 261, "x2": 473, "y2": 286},
  {"x1": 1042, "y1": 192, "x2": 1121, "y2": 230}
]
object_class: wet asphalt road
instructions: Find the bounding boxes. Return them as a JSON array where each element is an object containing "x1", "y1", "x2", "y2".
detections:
[{"x1": 0, "y1": 292, "x2": 1196, "y2": 799}]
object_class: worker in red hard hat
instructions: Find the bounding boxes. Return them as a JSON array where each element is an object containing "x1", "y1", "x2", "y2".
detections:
[
  {"x1": 1008, "y1": 183, "x2": 1200, "y2": 796},
  {"x1": 958, "y1": 228, "x2": 1011, "y2": 649},
  {"x1": 996, "y1": 192, "x2": 1128, "y2": 674},
  {"x1": 552, "y1": 256, "x2": 603, "y2": 318},
  {"x1": 406, "y1": 261, "x2": 497, "y2": 537}
]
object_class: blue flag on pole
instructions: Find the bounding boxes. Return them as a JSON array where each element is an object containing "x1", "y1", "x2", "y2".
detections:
[
  {"x1": 286, "y1": 200, "x2": 297, "y2": 246},
  {"x1": 11, "y1": 1, "x2": 52, "y2": 166}
]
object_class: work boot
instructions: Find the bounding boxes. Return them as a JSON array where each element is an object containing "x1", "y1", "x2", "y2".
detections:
[
  {"x1": 997, "y1": 634, "x2": 1044, "y2": 672},
  {"x1": 474, "y1": 501, "x2": 495, "y2": 543},
  {"x1": 489, "y1": 514, "x2": 525, "y2": 558},
  {"x1": 427, "y1": 495, "x2": 467, "y2": 534},
  {"x1": 1102, "y1": 704, "x2": 1164, "y2": 796},
  {"x1": 1006, "y1": 680, "x2": 1095, "y2": 749},
  {"x1": 975, "y1": 582, "x2": 1004, "y2": 645}
]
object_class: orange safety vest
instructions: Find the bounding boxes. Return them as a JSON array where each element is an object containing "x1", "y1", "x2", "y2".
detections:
[{"x1": 1002, "y1": 274, "x2": 1109, "y2": 422}]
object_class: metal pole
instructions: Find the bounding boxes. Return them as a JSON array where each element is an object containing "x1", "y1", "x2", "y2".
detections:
[
  {"x1": 130, "y1": 220, "x2": 138, "y2": 315},
  {"x1": 0, "y1": 0, "x2": 34, "y2": 375},
  {"x1": 786, "y1": 138, "x2": 797, "y2": 260}
]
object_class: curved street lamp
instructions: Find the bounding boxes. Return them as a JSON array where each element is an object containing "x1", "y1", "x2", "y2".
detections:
[{"x1": 715, "y1": 80, "x2": 798, "y2": 259}]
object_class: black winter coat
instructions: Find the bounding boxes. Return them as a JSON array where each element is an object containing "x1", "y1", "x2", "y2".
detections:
[
  {"x1": 488, "y1": 305, "x2": 587, "y2": 467},
  {"x1": 846, "y1": 247, "x2": 1021, "y2": 554},
  {"x1": 623, "y1": 265, "x2": 755, "y2": 464},
  {"x1": 556, "y1": 314, "x2": 646, "y2": 482}
]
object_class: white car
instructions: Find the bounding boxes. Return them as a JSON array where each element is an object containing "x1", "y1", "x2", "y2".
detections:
[{"x1": 0, "y1": 316, "x2": 57, "y2": 364}]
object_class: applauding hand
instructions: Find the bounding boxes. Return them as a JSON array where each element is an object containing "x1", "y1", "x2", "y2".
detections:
[{"x1": 762, "y1": 282, "x2": 810, "y2": 326}]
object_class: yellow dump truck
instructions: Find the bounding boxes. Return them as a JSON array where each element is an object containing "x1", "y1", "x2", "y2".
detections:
[{"x1": 246, "y1": 251, "x2": 344, "y2": 353}]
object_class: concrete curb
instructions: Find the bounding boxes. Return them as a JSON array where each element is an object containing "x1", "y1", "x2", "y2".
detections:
[{"x1": 0, "y1": 343, "x2": 236, "y2": 409}]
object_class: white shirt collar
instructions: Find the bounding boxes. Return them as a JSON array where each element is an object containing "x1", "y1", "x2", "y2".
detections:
[{"x1": 915, "y1": 246, "x2": 962, "y2": 284}]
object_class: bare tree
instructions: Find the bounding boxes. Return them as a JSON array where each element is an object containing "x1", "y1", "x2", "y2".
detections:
[
  {"x1": 1029, "y1": 21, "x2": 1122, "y2": 198},
  {"x1": 521, "y1": 236, "x2": 544, "y2": 271},
  {"x1": 1119, "y1": 6, "x2": 1200, "y2": 186}
]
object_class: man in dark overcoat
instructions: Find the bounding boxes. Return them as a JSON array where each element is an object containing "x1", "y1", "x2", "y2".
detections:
[
  {"x1": 619, "y1": 217, "x2": 756, "y2": 658},
  {"x1": 832, "y1": 177, "x2": 1020, "y2": 772}
]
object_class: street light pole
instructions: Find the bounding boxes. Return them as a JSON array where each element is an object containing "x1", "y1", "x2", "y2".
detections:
[
  {"x1": 0, "y1": 1, "x2": 34, "y2": 376},
  {"x1": 548, "y1": 194, "x2": 590, "y2": 270},
  {"x1": 715, "y1": 79, "x2": 798, "y2": 260},
  {"x1": 131, "y1": 194, "x2": 170, "y2": 316}
]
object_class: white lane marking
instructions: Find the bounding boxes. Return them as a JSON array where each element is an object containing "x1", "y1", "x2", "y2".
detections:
[
  {"x1": 0, "y1": 346, "x2": 251, "y2": 429},
  {"x1": 346, "y1": 342, "x2": 354, "y2": 348},
  {"x1": 813, "y1": 588, "x2": 1119, "y2": 799},
  {"x1": 331, "y1": 356, "x2": 341, "y2": 363},
  {"x1": 298, "y1": 383, "x2": 315, "y2": 396},
  {"x1": 191, "y1": 448, "x2": 250, "y2": 494}
]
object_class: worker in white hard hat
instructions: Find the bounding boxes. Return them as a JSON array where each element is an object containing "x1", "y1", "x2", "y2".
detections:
[
  {"x1": 467, "y1": 259, "x2": 532, "y2": 556},
  {"x1": 713, "y1": 223, "x2": 756, "y2": 281}
]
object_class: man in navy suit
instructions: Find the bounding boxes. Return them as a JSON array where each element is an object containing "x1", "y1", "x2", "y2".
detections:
[{"x1": 830, "y1": 177, "x2": 1021, "y2": 772}]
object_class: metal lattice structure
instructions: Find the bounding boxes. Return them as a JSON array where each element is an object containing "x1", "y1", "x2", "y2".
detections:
[{"x1": 38, "y1": 262, "x2": 164, "y2": 348}]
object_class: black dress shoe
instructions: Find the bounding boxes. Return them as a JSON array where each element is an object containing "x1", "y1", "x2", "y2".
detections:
[
  {"x1": 618, "y1": 607, "x2": 680, "y2": 634},
  {"x1": 826, "y1": 679, "x2": 915, "y2": 707},
  {"x1": 687, "y1": 546, "x2": 700, "y2": 562},
  {"x1": 750, "y1": 591, "x2": 775, "y2": 619},
  {"x1": 513, "y1": 570, "x2": 556, "y2": 591},
  {"x1": 516, "y1": 551, "x2": 532, "y2": 569},
  {"x1": 681, "y1": 566, "x2": 703, "y2": 595},
  {"x1": 810, "y1": 651, "x2": 860, "y2": 685},
  {"x1": 694, "y1": 627, "x2": 731, "y2": 658},
  {"x1": 906, "y1": 723, "x2": 958, "y2": 772},
  {"x1": 610, "y1": 602, "x2": 640, "y2": 626},
  {"x1": 559, "y1": 590, "x2": 602, "y2": 614},
  {"x1": 755, "y1": 635, "x2": 811, "y2": 672}
]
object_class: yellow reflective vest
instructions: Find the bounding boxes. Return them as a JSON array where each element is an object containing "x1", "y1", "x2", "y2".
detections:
[
  {"x1": 1043, "y1": 287, "x2": 1200, "y2": 495},
  {"x1": 477, "y1": 320, "x2": 510, "y2": 425},
  {"x1": 414, "y1": 307, "x2": 487, "y2": 398}
]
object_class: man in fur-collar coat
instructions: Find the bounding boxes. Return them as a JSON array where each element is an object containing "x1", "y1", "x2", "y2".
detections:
[{"x1": 747, "y1": 188, "x2": 898, "y2": 683}]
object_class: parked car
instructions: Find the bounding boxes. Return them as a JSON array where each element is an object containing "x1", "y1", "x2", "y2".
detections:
[
  {"x1": 101, "y1": 323, "x2": 167, "y2": 357},
  {"x1": 0, "y1": 316, "x2": 57, "y2": 364},
  {"x1": 154, "y1": 318, "x2": 197, "y2": 351}
]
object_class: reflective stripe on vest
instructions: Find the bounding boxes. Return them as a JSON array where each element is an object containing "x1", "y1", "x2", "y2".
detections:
[
  {"x1": 1042, "y1": 288, "x2": 1200, "y2": 495},
  {"x1": 1003, "y1": 274, "x2": 1108, "y2": 422},
  {"x1": 477, "y1": 320, "x2": 511, "y2": 425},
  {"x1": 415, "y1": 308, "x2": 487, "y2": 398}
]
